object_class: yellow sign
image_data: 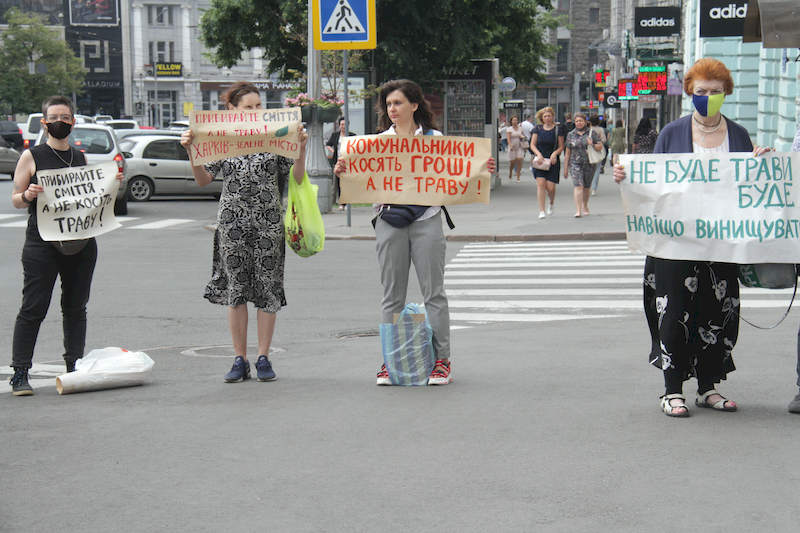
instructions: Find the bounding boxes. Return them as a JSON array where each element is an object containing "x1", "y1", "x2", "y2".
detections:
[
  {"x1": 183, "y1": 102, "x2": 194, "y2": 117},
  {"x1": 155, "y1": 62, "x2": 183, "y2": 77},
  {"x1": 312, "y1": 0, "x2": 376, "y2": 50}
]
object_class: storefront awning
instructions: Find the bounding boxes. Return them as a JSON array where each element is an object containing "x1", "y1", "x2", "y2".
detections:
[{"x1": 743, "y1": 0, "x2": 800, "y2": 48}]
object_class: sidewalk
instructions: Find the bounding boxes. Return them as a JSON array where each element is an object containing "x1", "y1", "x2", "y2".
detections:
[{"x1": 323, "y1": 159, "x2": 627, "y2": 241}]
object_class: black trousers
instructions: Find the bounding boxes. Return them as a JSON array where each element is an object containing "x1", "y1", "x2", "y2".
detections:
[{"x1": 11, "y1": 237, "x2": 97, "y2": 369}]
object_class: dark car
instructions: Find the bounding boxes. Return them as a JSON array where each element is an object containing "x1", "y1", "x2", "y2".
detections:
[{"x1": 0, "y1": 120, "x2": 23, "y2": 150}]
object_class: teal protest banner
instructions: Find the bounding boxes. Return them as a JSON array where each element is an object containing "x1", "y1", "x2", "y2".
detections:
[{"x1": 619, "y1": 152, "x2": 800, "y2": 263}]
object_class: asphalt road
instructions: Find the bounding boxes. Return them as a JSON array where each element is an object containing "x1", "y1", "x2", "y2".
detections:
[{"x1": 1, "y1": 177, "x2": 800, "y2": 532}]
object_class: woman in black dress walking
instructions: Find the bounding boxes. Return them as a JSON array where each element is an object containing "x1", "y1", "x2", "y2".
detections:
[{"x1": 529, "y1": 106, "x2": 564, "y2": 219}]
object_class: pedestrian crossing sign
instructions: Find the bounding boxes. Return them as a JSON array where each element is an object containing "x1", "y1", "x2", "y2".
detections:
[{"x1": 312, "y1": 0, "x2": 376, "y2": 50}]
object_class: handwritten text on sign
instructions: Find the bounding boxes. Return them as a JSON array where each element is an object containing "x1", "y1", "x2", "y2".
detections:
[
  {"x1": 189, "y1": 107, "x2": 301, "y2": 165},
  {"x1": 338, "y1": 135, "x2": 491, "y2": 205},
  {"x1": 36, "y1": 161, "x2": 121, "y2": 241},
  {"x1": 619, "y1": 152, "x2": 800, "y2": 263}
]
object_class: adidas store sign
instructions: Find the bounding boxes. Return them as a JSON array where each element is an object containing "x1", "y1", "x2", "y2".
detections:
[
  {"x1": 640, "y1": 17, "x2": 676, "y2": 28},
  {"x1": 634, "y1": 7, "x2": 680, "y2": 37},
  {"x1": 700, "y1": 0, "x2": 748, "y2": 37}
]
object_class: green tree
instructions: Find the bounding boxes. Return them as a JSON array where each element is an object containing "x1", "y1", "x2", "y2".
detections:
[
  {"x1": 199, "y1": 0, "x2": 560, "y2": 87},
  {"x1": 0, "y1": 8, "x2": 86, "y2": 115}
]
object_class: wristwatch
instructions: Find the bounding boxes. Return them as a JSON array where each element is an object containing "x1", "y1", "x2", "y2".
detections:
[{"x1": 20, "y1": 190, "x2": 31, "y2": 204}]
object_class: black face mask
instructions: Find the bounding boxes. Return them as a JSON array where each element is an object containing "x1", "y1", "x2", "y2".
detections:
[{"x1": 46, "y1": 121, "x2": 73, "y2": 139}]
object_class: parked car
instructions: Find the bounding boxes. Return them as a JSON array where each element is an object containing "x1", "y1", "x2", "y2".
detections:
[
  {"x1": 167, "y1": 120, "x2": 190, "y2": 130},
  {"x1": 105, "y1": 119, "x2": 139, "y2": 130},
  {"x1": 115, "y1": 129, "x2": 181, "y2": 141},
  {"x1": 0, "y1": 120, "x2": 23, "y2": 150},
  {"x1": 37, "y1": 123, "x2": 129, "y2": 215},
  {"x1": 93, "y1": 115, "x2": 113, "y2": 123},
  {"x1": 0, "y1": 144, "x2": 20, "y2": 178},
  {"x1": 119, "y1": 134, "x2": 221, "y2": 202}
]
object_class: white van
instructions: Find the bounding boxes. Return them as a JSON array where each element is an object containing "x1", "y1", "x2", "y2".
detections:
[{"x1": 21, "y1": 113, "x2": 43, "y2": 149}]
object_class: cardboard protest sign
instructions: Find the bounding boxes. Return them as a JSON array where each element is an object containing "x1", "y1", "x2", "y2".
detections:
[
  {"x1": 619, "y1": 152, "x2": 800, "y2": 263},
  {"x1": 338, "y1": 135, "x2": 492, "y2": 205},
  {"x1": 36, "y1": 161, "x2": 121, "y2": 241},
  {"x1": 188, "y1": 107, "x2": 302, "y2": 166}
]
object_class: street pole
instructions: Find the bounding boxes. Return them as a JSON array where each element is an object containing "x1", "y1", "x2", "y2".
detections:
[
  {"x1": 154, "y1": 66, "x2": 159, "y2": 128},
  {"x1": 306, "y1": 0, "x2": 333, "y2": 212},
  {"x1": 343, "y1": 49, "x2": 351, "y2": 226}
]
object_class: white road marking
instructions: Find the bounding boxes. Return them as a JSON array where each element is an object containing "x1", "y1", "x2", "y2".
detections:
[
  {"x1": 446, "y1": 260, "x2": 643, "y2": 268},
  {"x1": 449, "y1": 299, "x2": 794, "y2": 310},
  {"x1": 445, "y1": 277, "x2": 642, "y2": 285},
  {"x1": 445, "y1": 268, "x2": 643, "y2": 276},
  {"x1": 450, "y1": 312, "x2": 621, "y2": 323},
  {"x1": 128, "y1": 218, "x2": 194, "y2": 229}
]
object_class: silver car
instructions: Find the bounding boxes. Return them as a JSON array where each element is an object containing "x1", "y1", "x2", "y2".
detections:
[
  {"x1": 119, "y1": 134, "x2": 222, "y2": 201},
  {"x1": 37, "y1": 123, "x2": 129, "y2": 215},
  {"x1": 0, "y1": 145, "x2": 20, "y2": 177}
]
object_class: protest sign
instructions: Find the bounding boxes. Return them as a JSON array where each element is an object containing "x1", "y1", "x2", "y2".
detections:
[
  {"x1": 188, "y1": 107, "x2": 302, "y2": 166},
  {"x1": 619, "y1": 152, "x2": 800, "y2": 263},
  {"x1": 36, "y1": 161, "x2": 121, "y2": 241},
  {"x1": 338, "y1": 135, "x2": 492, "y2": 205}
]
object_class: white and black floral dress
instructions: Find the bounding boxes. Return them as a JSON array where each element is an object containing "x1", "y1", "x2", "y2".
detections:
[{"x1": 204, "y1": 153, "x2": 291, "y2": 312}]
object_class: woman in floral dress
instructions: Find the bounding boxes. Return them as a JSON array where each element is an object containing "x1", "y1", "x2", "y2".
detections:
[
  {"x1": 614, "y1": 58, "x2": 771, "y2": 417},
  {"x1": 181, "y1": 81, "x2": 307, "y2": 383}
]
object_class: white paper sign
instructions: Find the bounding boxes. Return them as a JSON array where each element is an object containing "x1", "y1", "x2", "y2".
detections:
[
  {"x1": 619, "y1": 152, "x2": 800, "y2": 263},
  {"x1": 36, "y1": 161, "x2": 121, "y2": 241}
]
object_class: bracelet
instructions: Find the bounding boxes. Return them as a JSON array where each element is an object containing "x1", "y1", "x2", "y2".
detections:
[{"x1": 20, "y1": 190, "x2": 31, "y2": 204}]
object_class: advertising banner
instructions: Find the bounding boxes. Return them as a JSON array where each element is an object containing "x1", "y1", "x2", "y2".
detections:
[
  {"x1": 619, "y1": 152, "x2": 800, "y2": 263},
  {"x1": 634, "y1": 6, "x2": 681, "y2": 37},
  {"x1": 699, "y1": 0, "x2": 748, "y2": 37},
  {"x1": 338, "y1": 135, "x2": 492, "y2": 205}
]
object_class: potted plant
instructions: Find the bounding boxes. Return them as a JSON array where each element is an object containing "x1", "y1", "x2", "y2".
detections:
[{"x1": 284, "y1": 91, "x2": 343, "y2": 123}]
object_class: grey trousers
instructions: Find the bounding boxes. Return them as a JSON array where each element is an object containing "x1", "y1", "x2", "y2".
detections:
[{"x1": 375, "y1": 212, "x2": 450, "y2": 360}]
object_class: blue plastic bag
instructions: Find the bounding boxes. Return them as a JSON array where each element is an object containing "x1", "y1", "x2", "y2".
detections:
[{"x1": 379, "y1": 303, "x2": 435, "y2": 386}]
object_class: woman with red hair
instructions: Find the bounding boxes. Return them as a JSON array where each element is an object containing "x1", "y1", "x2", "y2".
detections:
[{"x1": 614, "y1": 58, "x2": 770, "y2": 418}]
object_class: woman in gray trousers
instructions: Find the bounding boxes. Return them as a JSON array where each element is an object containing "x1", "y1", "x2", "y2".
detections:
[{"x1": 335, "y1": 79, "x2": 495, "y2": 385}]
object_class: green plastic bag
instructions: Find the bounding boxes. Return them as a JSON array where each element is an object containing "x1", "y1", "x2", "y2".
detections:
[{"x1": 284, "y1": 166, "x2": 325, "y2": 257}]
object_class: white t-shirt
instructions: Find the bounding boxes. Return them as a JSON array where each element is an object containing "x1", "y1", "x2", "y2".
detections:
[
  {"x1": 521, "y1": 120, "x2": 534, "y2": 140},
  {"x1": 378, "y1": 124, "x2": 442, "y2": 221}
]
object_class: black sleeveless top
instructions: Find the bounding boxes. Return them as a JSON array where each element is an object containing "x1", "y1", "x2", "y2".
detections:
[{"x1": 26, "y1": 144, "x2": 87, "y2": 241}]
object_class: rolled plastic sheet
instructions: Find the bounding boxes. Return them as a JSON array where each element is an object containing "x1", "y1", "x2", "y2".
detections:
[{"x1": 56, "y1": 347, "x2": 155, "y2": 395}]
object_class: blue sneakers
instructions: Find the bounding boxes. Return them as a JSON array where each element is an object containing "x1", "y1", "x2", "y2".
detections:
[
  {"x1": 255, "y1": 355, "x2": 277, "y2": 382},
  {"x1": 224, "y1": 356, "x2": 251, "y2": 383}
]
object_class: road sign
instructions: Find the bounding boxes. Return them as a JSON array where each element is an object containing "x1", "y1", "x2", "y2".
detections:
[
  {"x1": 604, "y1": 92, "x2": 621, "y2": 108},
  {"x1": 499, "y1": 77, "x2": 516, "y2": 92},
  {"x1": 313, "y1": 0, "x2": 376, "y2": 50}
]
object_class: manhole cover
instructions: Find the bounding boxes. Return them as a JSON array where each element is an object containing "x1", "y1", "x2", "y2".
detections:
[{"x1": 336, "y1": 328, "x2": 379, "y2": 339}]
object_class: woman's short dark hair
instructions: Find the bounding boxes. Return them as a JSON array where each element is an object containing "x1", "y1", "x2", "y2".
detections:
[
  {"x1": 635, "y1": 117, "x2": 653, "y2": 135},
  {"x1": 589, "y1": 115, "x2": 600, "y2": 126},
  {"x1": 41, "y1": 95, "x2": 74, "y2": 116},
  {"x1": 376, "y1": 79, "x2": 437, "y2": 132},
  {"x1": 615, "y1": 119, "x2": 624, "y2": 128},
  {"x1": 221, "y1": 82, "x2": 260, "y2": 108}
]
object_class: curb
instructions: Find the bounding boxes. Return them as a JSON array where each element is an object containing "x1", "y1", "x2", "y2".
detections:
[{"x1": 326, "y1": 232, "x2": 627, "y2": 242}]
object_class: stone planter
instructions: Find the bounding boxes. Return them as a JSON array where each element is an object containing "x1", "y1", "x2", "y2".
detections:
[{"x1": 300, "y1": 104, "x2": 341, "y2": 123}]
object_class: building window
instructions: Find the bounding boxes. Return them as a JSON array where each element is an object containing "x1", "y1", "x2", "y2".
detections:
[
  {"x1": 589, "y1": 7, "x2": 599, "y2": 24},
  {"x1": 558, "y1": 0, "x2": 570, "y2": 11},
  {"x1": 148, "y1": 41, "x2": 175, "y2": 64},
  {"x1": 148, "y1": 6, "x2": 173, "y2": 26},
  {"x1": 202, "y1": 91, "x2": 211, "y2": 111},
  {"x1": 588, "y1": 48, "x2": 598, "y2": 68},
  {"x1": 556, "y1": 39, "x2": 570, "y2": 72}
]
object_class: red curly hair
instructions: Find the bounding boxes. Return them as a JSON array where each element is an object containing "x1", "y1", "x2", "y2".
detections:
[{"x1": 683, "y1": 58, "x2": 734, "y2": 96}]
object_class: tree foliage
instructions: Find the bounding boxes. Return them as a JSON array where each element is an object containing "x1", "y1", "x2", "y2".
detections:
[
  {"x1": 0, "y1": 8, "x2": 86, "y2": 115},
  {"x1": 200, "y1": 0, "x2": 560, "y2": 87}
]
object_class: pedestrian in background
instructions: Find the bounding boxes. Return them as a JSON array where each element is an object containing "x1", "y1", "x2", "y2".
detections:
[
  {"x1": 589, "y1": 115, "x2": 607, "y2": 196},
  {"x1": 326, "y1": 116, "x2": 352, "y2": 210},
  {"x1": 334, "y1": 79, "x2": 495, "y2": 386},
  {"x1": 498, "y1": 114, "x2": 508, "y2": 152},
  {"x1": 632, "y1": 117, "x2": 658, "y2": 154},
  {"x1": 614, "y1": 57, "x2": 770, "y2": 417},
  {"x1": 520, "y1": 113, "x2": 535, "y2": 155},
  {"x1": 563, "y1": 112, "x2": 602, "y2": 218},
  {"x1": 180, "y1": 81, "x2": 308, "y2": 384},
  {"x1": 563, "y1": 112, "x2": 575, "y2": 132},
  {"x1": 608, "y1": 118, "x2": 626, "y2": 165},
  {"x1": 530, "y1": 106, "x2": 564, "y2": 219},
  {"x1": 506, "y1": 115, "x2": 525, "y2": 181},
  {"x1": 8, "y1": 95, "x2": 124, "y2": 396}
]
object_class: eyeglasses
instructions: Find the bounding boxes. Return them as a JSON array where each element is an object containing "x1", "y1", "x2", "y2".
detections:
[{"x1": 46, "y1": 114, "x2": 74, "y2": 122}]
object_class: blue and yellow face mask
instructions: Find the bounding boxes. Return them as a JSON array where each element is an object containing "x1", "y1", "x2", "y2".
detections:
[{"x1": 692, "y1": 93, "x2": 725, "y2": 117}]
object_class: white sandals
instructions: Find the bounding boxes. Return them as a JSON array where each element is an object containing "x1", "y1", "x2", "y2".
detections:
[
  {"x1": 695, "y1": 389, "x2": 737, "y2": 412},
  {"x1": 660, "y1": 393, "x2": 690, "y2": 418}
]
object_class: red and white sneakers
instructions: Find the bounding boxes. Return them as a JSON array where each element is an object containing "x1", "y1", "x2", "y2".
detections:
[
  {"x1": 376, "y1": 364, "x2": 391, "y2": 386},
  {"x1": 427, "y1": 359, "x2": 452, "y2": 385}
]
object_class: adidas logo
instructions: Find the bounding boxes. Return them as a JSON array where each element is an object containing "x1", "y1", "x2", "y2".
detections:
[
  {"x1": 709, "y1": 4, "x2": 747, "y2": 19},
  {"x1": 639, "y1": 17, "x2": 676, "y2": 27}
]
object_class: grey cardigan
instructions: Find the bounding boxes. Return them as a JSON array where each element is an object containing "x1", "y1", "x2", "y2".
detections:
[{"x1": 654, "y1": 114, "x2": 753, "y2": 154}]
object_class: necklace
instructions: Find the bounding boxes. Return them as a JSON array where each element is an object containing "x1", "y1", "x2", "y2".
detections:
[
  {"x1": 49, "y1": 144, "x2": 74, "y2": 167},
  {"x1": 692, "y1": 113, "x2": 723, "y2": 133}
]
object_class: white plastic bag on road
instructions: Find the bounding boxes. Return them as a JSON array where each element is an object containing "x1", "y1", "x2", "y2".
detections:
[{"x1": 56, "y1": 347, "x2": 155, "y2": 395}]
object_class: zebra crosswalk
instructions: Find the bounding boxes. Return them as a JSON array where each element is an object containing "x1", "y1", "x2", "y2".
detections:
[
  {"x1": 445, "y1": 241, "x2": 796, "y2": 328},
  {"x1": 0, "y1": 214, "x2": 195, "y2": 230}
]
